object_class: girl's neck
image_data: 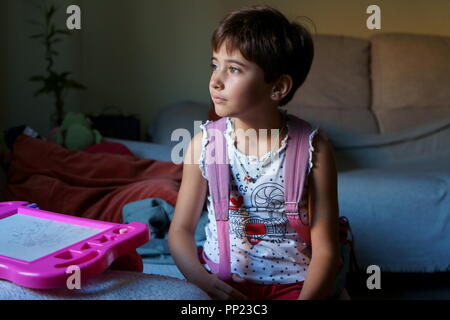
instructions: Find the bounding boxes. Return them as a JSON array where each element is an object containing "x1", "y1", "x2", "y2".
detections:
[
  {"x1": 230, "y1": 109, "x2": 286, "y2": 136},
  {"x1": 230, "y1": 109, "x2": 288, "y2": 159}
]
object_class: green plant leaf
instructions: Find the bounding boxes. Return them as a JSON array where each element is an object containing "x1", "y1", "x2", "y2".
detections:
[
  {"x1": 60, "y1": 71, "x2": 71, "y2": 78},
  {"x1": 46, "y1": 4, "x2": 56, "y2": 23},
  {"x1": 65, "y1": 80, "x2": 86, "y2": 90},
  {"x1": 34, "y1": 85, "x2": 53, "y2": 97}
]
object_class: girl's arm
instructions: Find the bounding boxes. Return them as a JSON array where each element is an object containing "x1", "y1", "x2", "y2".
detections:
[
  {"x1": 298, "y1": 132, "x2": 342, "y2": 300},
  {"x1": 168, "y1": 132, "x2": 247, "y2": 300}
]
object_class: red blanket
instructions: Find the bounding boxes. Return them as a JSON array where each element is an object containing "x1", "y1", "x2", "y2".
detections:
[{"x1": 4, "y1": 135, "x2": 182, "y2": 271}]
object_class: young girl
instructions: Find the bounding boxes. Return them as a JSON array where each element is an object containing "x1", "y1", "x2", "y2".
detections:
[{"x1": 168, "y1": 5, "x2": 341, "y2": 300}]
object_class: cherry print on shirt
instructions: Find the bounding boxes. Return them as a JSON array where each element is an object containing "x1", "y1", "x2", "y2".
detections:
[{"x1": 245, "y1": 220, "x2": 267, "y2": 245}]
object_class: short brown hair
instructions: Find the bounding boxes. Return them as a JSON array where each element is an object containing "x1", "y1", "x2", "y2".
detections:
[{"x1": 211, "y1": 5, "x2": 315, "y2": 107}]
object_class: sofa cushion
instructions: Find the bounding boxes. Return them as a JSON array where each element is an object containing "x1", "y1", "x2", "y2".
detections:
[
  {"x1": 283, "y1": 106, "x2": 379, "y2": 137},
  {"x1": 291, "y1": 34, "x2": 371, "y2": 109},
  {"x1": 286, "y1": 34, "x2": 376, "y2": 135},
  {"x1": 371, "y1": 33, "x2": 450, "y2": 133}
]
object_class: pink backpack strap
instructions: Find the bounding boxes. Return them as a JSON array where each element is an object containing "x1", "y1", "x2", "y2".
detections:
[
  {"x1": 204, "y1": 118, "x2": 232, "y2": 280},
  {"x1": 284, "y1": 115, "x2": 314, "y2": 246}
]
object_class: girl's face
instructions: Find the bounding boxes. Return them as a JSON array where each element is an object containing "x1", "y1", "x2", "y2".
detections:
[{"x1": 209, "y1": 43, "x2": 275, "y2": 119}]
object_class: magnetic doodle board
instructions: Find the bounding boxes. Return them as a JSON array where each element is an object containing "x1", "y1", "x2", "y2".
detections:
[
  {"x1": 0, "y1": 213, "x2": 104, "y2": 262},
  {"x1": 0, "y1": 201, "x2": 149, "y2": 289}
]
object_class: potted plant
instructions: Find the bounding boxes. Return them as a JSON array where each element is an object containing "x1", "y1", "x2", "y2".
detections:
[{"x1": 28, "y1": 2, "x2": 86, "y2": 127}]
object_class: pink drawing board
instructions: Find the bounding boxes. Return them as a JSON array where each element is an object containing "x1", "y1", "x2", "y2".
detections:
[{"x1": 0, "y1": 201, "x2": 149, "y2": 289}]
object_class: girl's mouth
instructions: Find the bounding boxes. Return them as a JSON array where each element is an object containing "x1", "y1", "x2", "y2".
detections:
[{"x1": 212, "y1": 96, "x2": 227, "y2": 103}]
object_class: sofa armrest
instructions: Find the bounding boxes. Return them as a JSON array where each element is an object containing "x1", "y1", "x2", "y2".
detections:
[{"x1": 330, "y1": 118, "x2": 450, "y2": 170}]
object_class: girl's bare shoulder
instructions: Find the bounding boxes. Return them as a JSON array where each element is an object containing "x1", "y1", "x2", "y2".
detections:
[
  {"x1": 184, "y1": 131, "x2": 204, "y2": 166},
  {"x1": 311, "y1": 129, "x2": 335, "y2": 165}
]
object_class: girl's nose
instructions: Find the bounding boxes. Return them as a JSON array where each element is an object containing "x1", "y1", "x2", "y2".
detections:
[
  {"x1": 210, "y1": 69, "x2": 225, "y2": 90},
  {"x1": 211, "y1": 81, "x2": 223, "y2": 90},
  {"x1": 210, "y1": 76, "x2": 224, "y2": 91}
]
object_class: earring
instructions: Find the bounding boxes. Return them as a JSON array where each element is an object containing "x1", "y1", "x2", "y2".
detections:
[{"x1": 272, "y1": 93, "x2": 277, "y2": 98}]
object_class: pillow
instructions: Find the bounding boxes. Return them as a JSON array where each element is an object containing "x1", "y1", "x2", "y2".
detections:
[{"x1": 148, "y1": 100, "x2": 210, "y2": 146}]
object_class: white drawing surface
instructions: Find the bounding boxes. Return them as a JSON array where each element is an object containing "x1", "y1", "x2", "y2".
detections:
[{"x1": 0, "y1": 214, "x2": 104, "y2": 262}]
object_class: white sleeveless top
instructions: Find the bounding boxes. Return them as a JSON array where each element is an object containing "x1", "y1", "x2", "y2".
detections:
[{"x1": 198, "y1": 112, "x2": 319, "y2": 284}]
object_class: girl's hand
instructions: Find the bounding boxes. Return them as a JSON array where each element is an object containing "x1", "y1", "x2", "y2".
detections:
[
  {"x1": 231, "y1": 273, "x2": 247, "y2": 283},
  {"x1": 201, "y1": 274, "x2": 248, "y2": 300}
]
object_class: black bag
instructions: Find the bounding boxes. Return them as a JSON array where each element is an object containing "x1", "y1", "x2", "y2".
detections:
[{"x1": 89, "y1": 106, "x2": 141, "y2": 140}]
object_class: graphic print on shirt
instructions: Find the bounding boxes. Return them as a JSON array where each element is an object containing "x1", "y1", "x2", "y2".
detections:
[
  {"x1": 251, "y1": 182, "x2": 285, "y2": 210},
  {"x1": 229, "y1": 182, "x2": 289, "y2": 245}
]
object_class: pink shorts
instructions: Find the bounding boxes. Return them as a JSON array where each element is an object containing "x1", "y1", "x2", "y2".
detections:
[
  {"x1": 198, "y1": 248, "x2": 303, "y2": 300},
  {"x1": 224, "y1": 279, "x2": 303, "y2": 300}
]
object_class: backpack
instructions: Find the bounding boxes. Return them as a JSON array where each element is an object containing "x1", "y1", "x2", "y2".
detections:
[{"x1": 200, "y1": 114, "x2": 358, "y2": 299}]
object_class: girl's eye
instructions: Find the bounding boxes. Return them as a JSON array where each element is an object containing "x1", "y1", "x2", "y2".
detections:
[
  {"x1": 209, "y1": 63, "x2": 240, "y2": 74},
  {"x1": 229, "y1": 66, "x2": 241, "y2": 73}
]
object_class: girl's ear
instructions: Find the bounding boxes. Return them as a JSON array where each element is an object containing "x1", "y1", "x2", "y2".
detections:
[{"x1": 271, "y1": 74, "x2": 293, "y2": 99}]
